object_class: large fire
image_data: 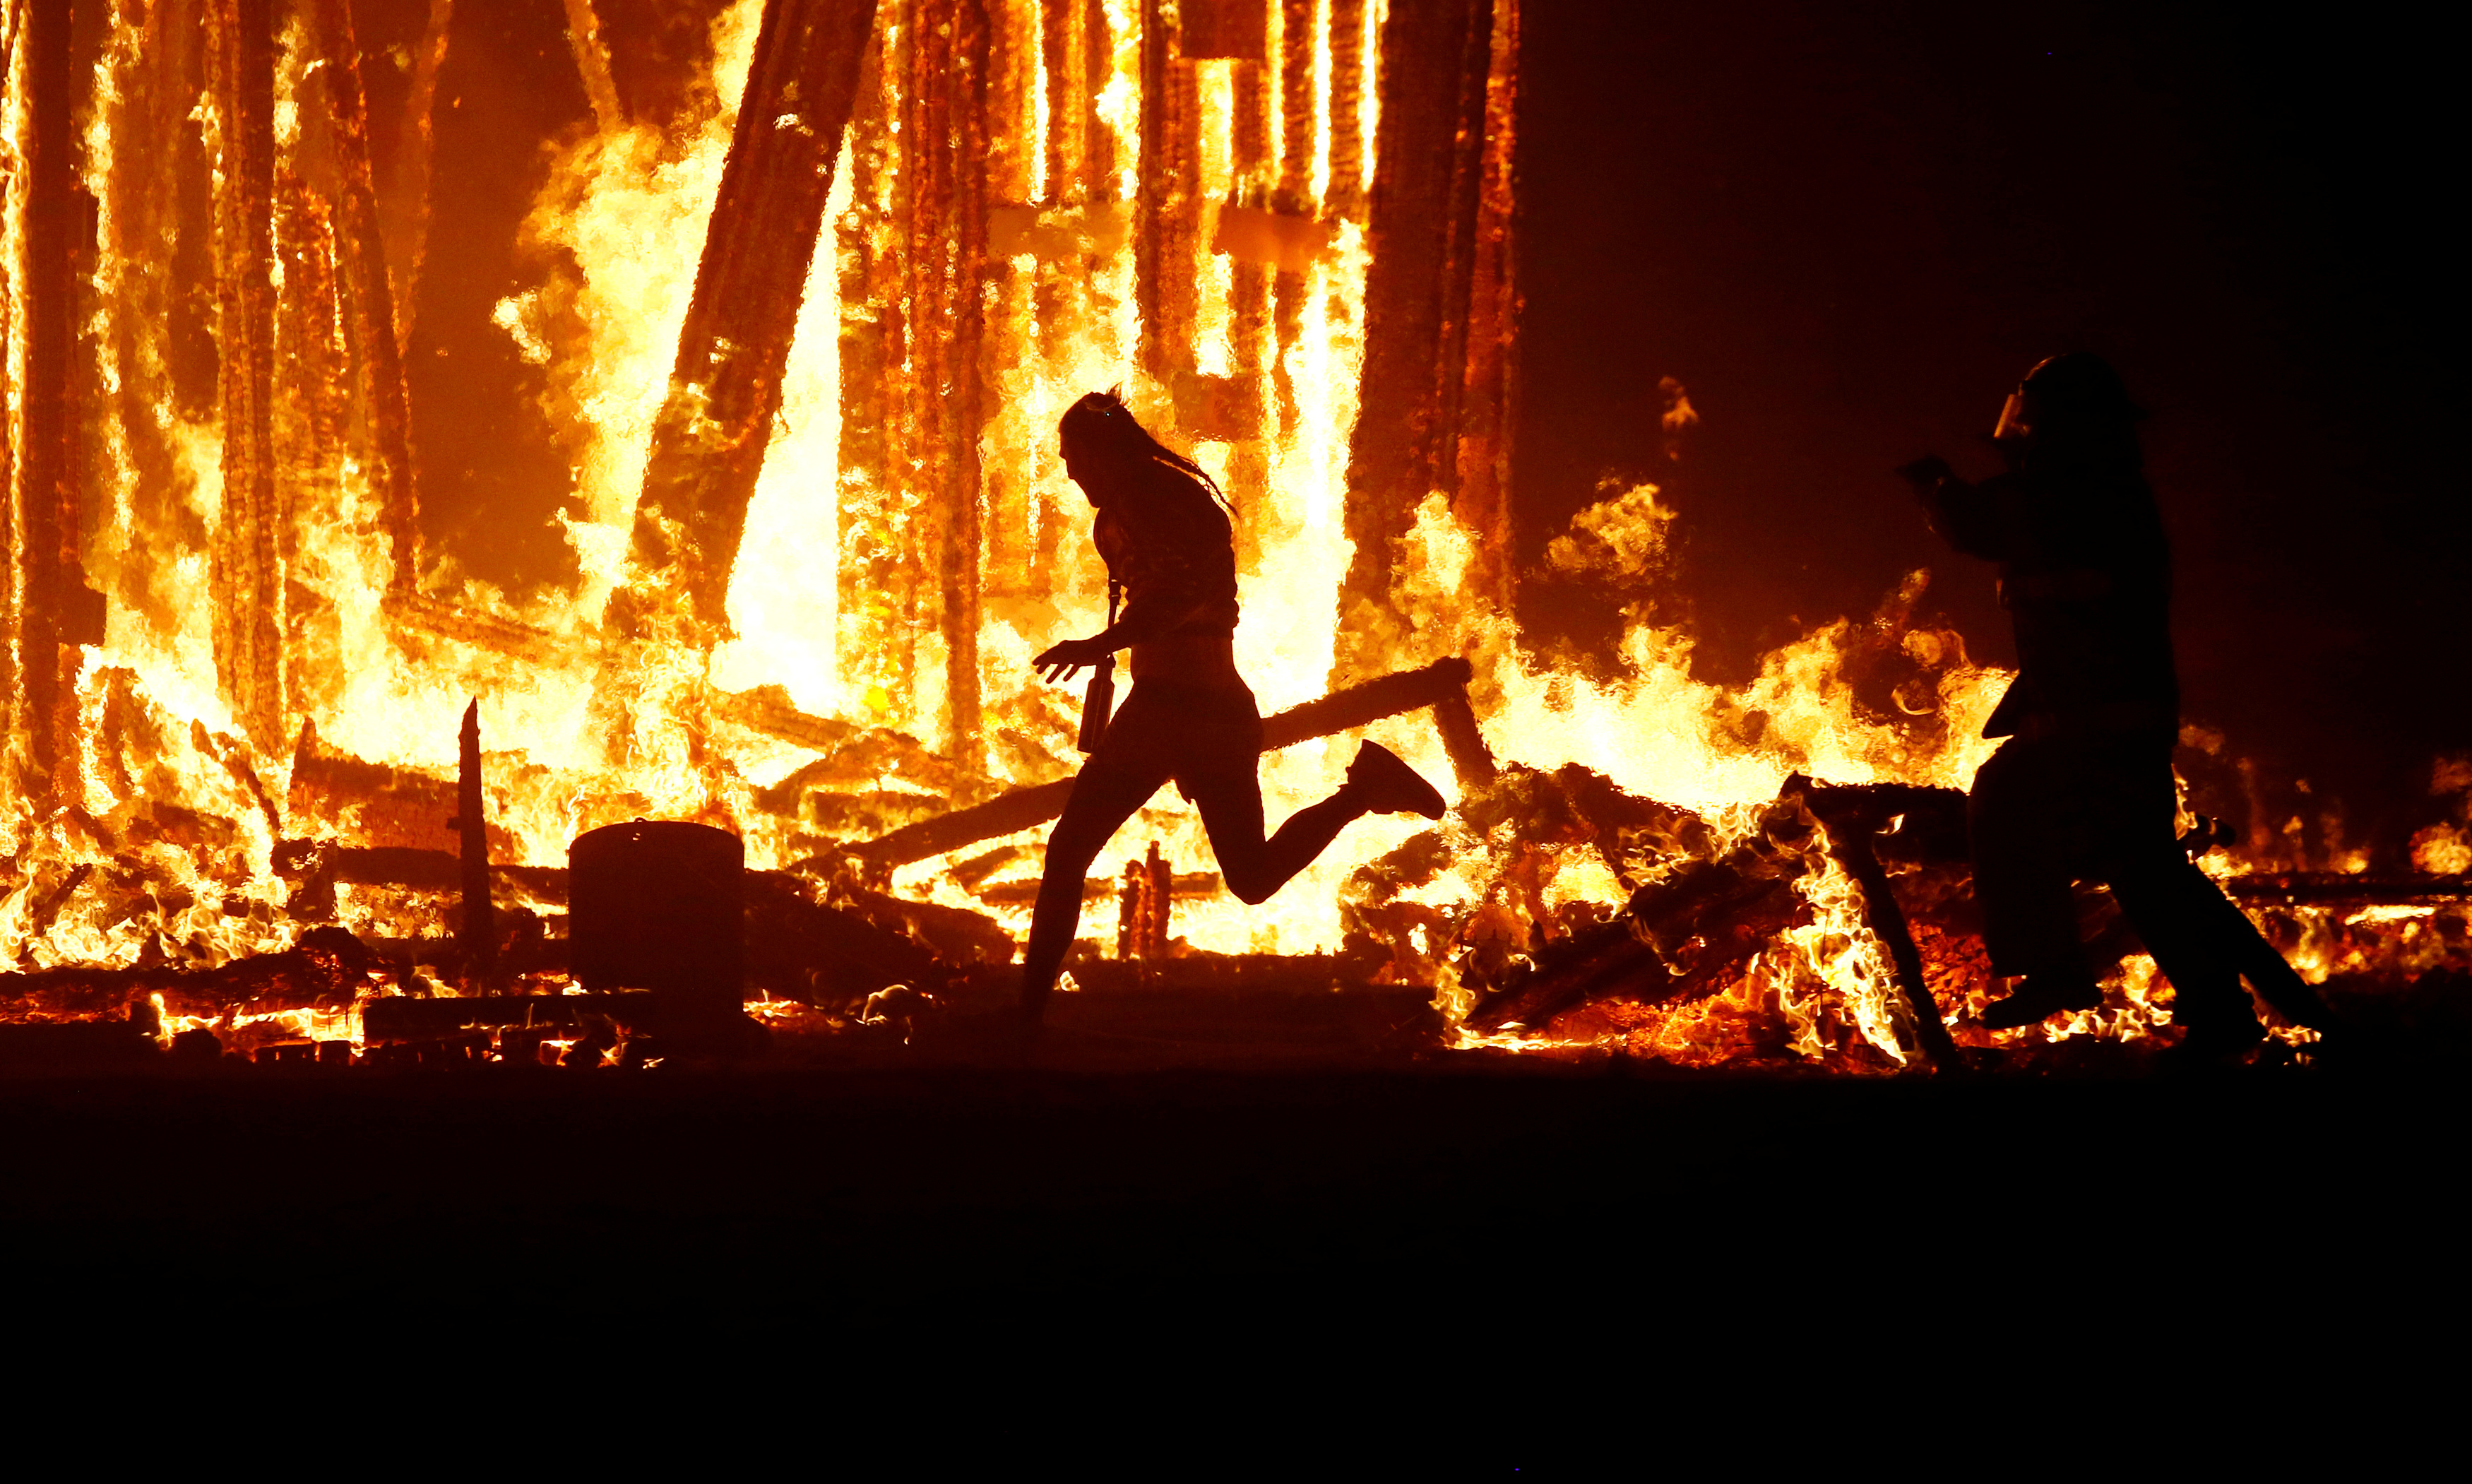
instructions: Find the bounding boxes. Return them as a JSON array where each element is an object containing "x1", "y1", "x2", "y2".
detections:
[{"x1": 2, "y1": 0, "x2": 2461, "y2": 1073}]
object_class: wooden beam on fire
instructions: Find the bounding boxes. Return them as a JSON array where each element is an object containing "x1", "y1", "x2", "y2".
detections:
[
  {"x1": 456, "y1": 701, "x2": 494, "y2": 975},
  {"x1": 381, "y1": 0, "x2": 453, "y2": 355},
  {"x1": 6, "y1": 0, "x2": 95, "y2": 805},
  {"x1": 277, "y1": 840, "x2": 571, "y2": 907},
  {"x1": 2223, "y1": 872, "x2": 2472, "y2": 906},
  {"x1": 618, "y1": 0, "x2": 879, "y2": 636},
  {"x1": 1331, "y1": 0, "x2": 1499, "y2": 684},
  {"x1": 1790, "y1": 777, "x2": 1969, "y2": 1076},
  {"x1": 852, "y1": 656, "x2": 1492, "y2": 868},
  {"x1": 1452, "y1": 0, "x2": 1520, "y2": 610},
  {"x1": 306, "y1": 0, "x2": 422, "y2": 594},
  {"x1": 206, "y1": 0, "x2": 288, "y2": 752}
]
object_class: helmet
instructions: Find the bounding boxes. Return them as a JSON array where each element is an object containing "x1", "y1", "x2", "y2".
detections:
[{"x1": 1994, "y1": 352, "x2": 2148, "y2": 444}]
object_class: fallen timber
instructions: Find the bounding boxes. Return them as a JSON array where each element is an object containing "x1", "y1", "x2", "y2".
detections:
[
  {"x1": 623, "y1": 0, "x2": 881, "y2": 633},
  {"x1": 855, "y1": 657, "x2": 1494, "y2": 869},
  {"x1": 277, "y1": 841, "x2": 571, "y2": 909},
  {"x1": 1465, "y1": 776, "x2": 1976, "y2": 1074},
  {"x1": 0, "y1": 925, "x2": 377, "y2": 1023},
  {"x1": 1790, "y1": 777, "x2": 1969, "y2": 1075},
  {"x1": 2224, "y1": 873, "x2": 2472, "y2": 906}
]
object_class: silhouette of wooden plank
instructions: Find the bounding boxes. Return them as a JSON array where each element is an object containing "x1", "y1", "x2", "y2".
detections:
[
  {"x1": 622, "y1": 0, "x2": 879, "y2": 632},
  {"x1": 855, "y1": 658, "x2": 1483, "y2": 867}
]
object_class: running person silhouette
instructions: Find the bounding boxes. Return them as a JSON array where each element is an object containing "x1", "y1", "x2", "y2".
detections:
[{"x1": 1020, "y1": 391, "x2": 1446, "y2": 1024}]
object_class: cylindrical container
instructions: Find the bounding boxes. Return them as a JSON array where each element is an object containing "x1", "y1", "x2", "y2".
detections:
[{"x1": 567, "y1": 821, "x2": 744, "y2": 1018}]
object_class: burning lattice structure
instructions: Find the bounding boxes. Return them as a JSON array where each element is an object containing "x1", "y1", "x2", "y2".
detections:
[{"x1": 2, "y1": 0, "x2": 2462, "y2": 1072}]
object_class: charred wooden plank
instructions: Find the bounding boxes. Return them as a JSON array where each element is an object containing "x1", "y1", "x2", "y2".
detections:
[
  {"x1": 1256, "y1": 656, "x2": 1476, "y2": 750},
  {"x1": 713, "y1": 684, "x2": 858, "y2": 753},
  {"x1": 386, "y1": 592, "x2": 564, "y2": 667},
  {"x1": 854, "y1": 658, "x2": 1483, "y2": 867},
  {"x1": 622, "y1": 0, "x2": 879, "y2": 634},
  {"x1": 285, "y1": 717, "x2": 460, "y2": 855},
  {"x1": 2223, "y1": 873, "x2": 2472, "y2": 906},
  {"x1": 0, "y1": 925, "x2": 377, "y2": 1021}
]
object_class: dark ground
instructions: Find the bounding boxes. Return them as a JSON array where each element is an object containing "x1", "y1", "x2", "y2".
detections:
[{"x1": 7, "y1": 1048, "x2": 2462, "y2": 1396}]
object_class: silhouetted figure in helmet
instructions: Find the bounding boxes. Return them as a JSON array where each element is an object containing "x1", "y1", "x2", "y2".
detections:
[
  {"x1": 1901, "y1": 354, "x2": 2329, "y2": 1057},
  {"x1": 1018, "y1": 391, "x2": 1446, "y2": 1026}
]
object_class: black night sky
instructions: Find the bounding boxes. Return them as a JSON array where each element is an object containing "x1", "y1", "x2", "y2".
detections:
[{"x1": 1514, "y1": 0, "x2": 2459, "y2": 848}]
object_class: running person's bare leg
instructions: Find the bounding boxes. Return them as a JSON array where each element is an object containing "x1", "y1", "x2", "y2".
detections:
[
  {"x1": 1192, "y1": 742, "x2": 1446, "y2": 905},
  {"x1": 1020, "y1": 751, "x2": 1174, "y2": 1021},
  {"x1": 1190, "y1": 771, "x2": 1362, "y2": 905}
]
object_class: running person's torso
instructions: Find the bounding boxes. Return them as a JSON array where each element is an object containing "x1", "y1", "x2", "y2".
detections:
[
  {"x1": 1093, "y1": 457, "x2": 1242, "y2": 685},
  {"x1": 1973, "y1": 462, "x2": 2180, "y2": 740}
]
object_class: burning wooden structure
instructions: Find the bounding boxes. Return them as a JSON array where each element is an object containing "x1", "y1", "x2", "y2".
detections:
[{"x1": 2, "y1": 1, "x2": 2463, "y2": 1074}]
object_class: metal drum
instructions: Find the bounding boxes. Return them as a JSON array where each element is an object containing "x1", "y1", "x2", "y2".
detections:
[{"x1": 567, "y1": 821, "x2": 744, "y2": 1017}]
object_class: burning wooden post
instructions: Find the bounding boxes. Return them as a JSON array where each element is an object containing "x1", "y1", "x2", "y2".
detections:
[
  {"x1": 831, "y1": 0, "x2": 1011, "y2": 759},
  {"x1": 305, "y1": 0, "x2": 421, "y2": 595},
  {"x1": 205, "y1": 0, "x2": 288, "y2": 752},
  {"x1": 1117, "y1": 841, "x2": 1173, "y2": 958},
  {"x1": 619, "y1": 0, "x2": 879, "y2": 636},
  {"x1": 1270, "y1": 0, "x2": 1317, "y2": 444},
  {"x1": 381, "y1": 0, "x2": 453, "y2": 355},
  {"x1": 1454, "y1": 0, "x2": 1521, "y2": 606},
  {"x1": 456, "y1": 701, "x2": 494, "y2": 978},
  {"x1": 5, "y1": 0, "x2": 97, "y2": 804},
  {"x1": 913, "y1": 0, "x2": 992, "y2": 766},
  {"x1": 1334, "y1": 0, "x2": 1516, "y2": 683}
]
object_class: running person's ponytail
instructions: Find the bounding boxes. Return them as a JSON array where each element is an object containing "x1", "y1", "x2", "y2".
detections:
[{"x1": 1059, "y1": 388, "x2": 1233, "y2": 516}]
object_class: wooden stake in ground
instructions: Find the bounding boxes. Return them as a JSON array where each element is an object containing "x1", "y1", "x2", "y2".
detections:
[{"x1": 457, "y1": 701, "x2": 494, "y2": 979}]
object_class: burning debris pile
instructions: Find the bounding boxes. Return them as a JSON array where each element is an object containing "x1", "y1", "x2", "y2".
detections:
[{"x1": 2, "y1": 0, "x2": 2463, "y2": 1074}]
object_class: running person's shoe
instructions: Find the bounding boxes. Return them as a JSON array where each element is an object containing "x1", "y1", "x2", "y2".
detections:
[
  {"x1": 1346, "y1": 742, "x2": 1446, "y2": 819},
  {"x1": 1979, "y1": 973, "x2": 2105, "y2": 1031}
]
